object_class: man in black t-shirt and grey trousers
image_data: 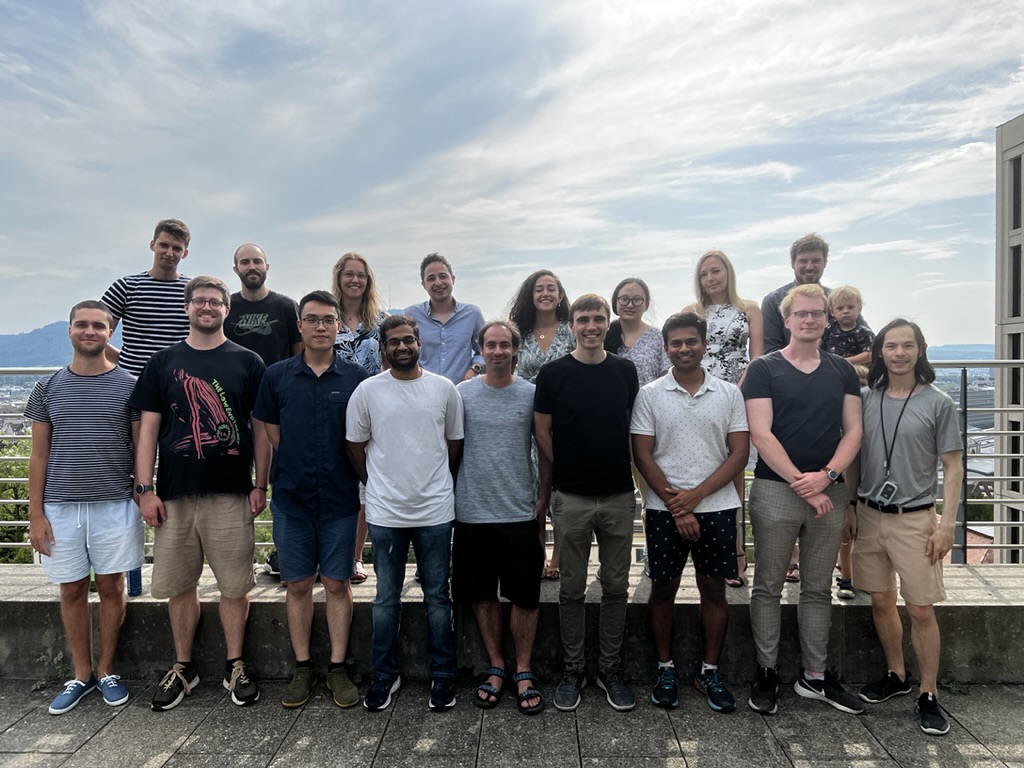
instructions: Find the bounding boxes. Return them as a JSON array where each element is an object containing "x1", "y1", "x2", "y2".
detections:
[
  {"x1": 130, "y1": 276, "x2": 270, "y2": 712},
  {"x1": 534, "y1": 294, "x2": 639, "y2": 713}
]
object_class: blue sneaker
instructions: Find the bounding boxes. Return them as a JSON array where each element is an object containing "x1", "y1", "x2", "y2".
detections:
[
  {"x1": 49, "y1": 677, "x2": 97, "y2": 715},
  {"x1": 694, "y1": 668, "x2": 736, "y2": 712},
  {"x1": 650, "y1": 666, "x2": 679, "y2": 709},
  {"x1": 98, "y1": 674, "x2": 130, "y2": 707}
]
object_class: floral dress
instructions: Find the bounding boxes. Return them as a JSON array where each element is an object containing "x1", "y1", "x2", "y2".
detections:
[
  {"x1": 702, "y1": 303, "x2": 750, "y2": 385},
  {"x1": 617, "y1": 326, "x2": 670, "y2": 386},
  {"x1": 334, "y1": 310, "x2": 386, "y2": 375},
  {"x1": 517, "y1": 322, "x2": 575, "y2": 383}
]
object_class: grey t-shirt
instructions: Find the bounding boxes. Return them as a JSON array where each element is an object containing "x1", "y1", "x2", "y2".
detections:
[
  {"x1": 455, "y1": 376, "x2": 537, "y2": 524},
  {"x1": 858, "y1": 384, "x2": 961, "y2": 506}
]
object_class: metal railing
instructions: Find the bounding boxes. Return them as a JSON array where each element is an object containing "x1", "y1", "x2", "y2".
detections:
[{"x1": 2, "y1": 361, "x2": 1023, "y2": 562}]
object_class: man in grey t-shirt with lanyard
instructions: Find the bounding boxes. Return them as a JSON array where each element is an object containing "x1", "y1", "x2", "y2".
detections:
[
  {"x1": 845, "y1": 319, "x2": 962, "y2": 736},
  {"x1": 453, "y1": 320, "x2": 548, "y2": 715}
]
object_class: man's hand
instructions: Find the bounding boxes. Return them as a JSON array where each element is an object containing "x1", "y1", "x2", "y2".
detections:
[
  {"x1": 249, "y1": 488, "x2": 267, "y2": 517},
  {"x1": 926, "y1": 524, "x2": 955, "y2": 565},
  {"x1": 672, "y1": 510, "x2": 700, "y2": 541},
  {"x1": 140, "y1": 493, "x2": 167, "y2": 528},
  {"x1": 807, "y1": 492, "x2": 833, "y2": 518},
  {"x1": 791, "y1": 470, "x2": 831, "y2": 500},
  {"x1": 843, "y1": 504, "x2": 858, "y2": 541},
  {"x1": 664, "y1": 486, "x2": 704, "y2": 517},
  {"x1": 29, "y1": 515, "x2": 55, "y2": 556}
]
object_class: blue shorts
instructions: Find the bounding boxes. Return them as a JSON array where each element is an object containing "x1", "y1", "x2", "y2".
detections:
[
  {"x1": 645, "y1": 507, "x2": 738, "y2": 583},
  {"x1": 41, "y1": 500, "x2": 144, "y2": 583},
  {"x1": 271, "y1": 504, "x2": 357, "y2": 582}
]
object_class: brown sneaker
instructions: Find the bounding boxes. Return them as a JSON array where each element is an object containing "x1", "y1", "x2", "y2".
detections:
[{"x1": 326, "y1": 665, "x2": 359, "y2": 708}]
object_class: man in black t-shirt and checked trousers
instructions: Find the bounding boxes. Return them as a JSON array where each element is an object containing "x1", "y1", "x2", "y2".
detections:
[{"x1": 130, "y1": 276, "x2": 270, "y2": 712}]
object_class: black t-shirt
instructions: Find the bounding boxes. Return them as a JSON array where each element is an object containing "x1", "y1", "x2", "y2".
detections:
[
  {"x1": 533, "y1": 353, "x2": 638, "y2": 495},
  {"x1": 130, "y1": 340, "x2": 266, "y2": 499},
  {"x1": 741, "y1": 350, "x2": 860, "y2": 482},
  {"x1": 225, "y1": 291, "x2": 301, "y2": 366}
]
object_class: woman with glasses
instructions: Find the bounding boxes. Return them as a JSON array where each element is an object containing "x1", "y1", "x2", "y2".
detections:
[
  {"x1": 605, "y1": 277, "x2": 669, "y2": 387},
  {"x1": 683, "y1": 250, "x2": 764, "y2": 587},
  {"x1": 508, "y1": 270, "x2": 575, "y2": 581},
  {"x1": 331, "y1": 253, "x2": 388, "y2": 584}
]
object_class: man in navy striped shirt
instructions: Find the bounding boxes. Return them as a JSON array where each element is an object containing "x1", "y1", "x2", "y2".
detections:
[{"x1": 27, "y1": 301, "x2": 143, "y2": 715}]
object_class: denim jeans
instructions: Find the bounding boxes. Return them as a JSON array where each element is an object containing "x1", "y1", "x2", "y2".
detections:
[{"x1": 367, "y1": 521, "x2": 456, "y2": 680}]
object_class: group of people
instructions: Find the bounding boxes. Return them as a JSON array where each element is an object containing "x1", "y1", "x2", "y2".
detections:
[{"x1": 27, "y1": 221, "x2": 960, "y2": 738}]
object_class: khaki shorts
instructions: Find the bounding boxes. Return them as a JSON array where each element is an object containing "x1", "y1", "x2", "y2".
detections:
[
  {"x1": 151, "y1": 494, "x2": 256, "y2": 600},
  {"x1": 851, "y1": 501, "x2": 946, "y2": 605}
]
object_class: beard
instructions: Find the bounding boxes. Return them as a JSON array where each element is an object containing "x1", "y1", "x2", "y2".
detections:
[
  {"x1": 386, "y1": 349, "x2": 420, "y2": 371},
  {"x1": 243, "y1": 271, "x2": 267, "y2": 289}
]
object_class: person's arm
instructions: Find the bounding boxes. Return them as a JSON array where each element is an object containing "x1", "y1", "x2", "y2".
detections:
[
  {"x1": 535, "y1": 439, "x2": 552, "y2": 543},
  {"x1": 746, "y1": 397, "x2": 799, "y2": 481},
  {"x1": 263, "y1": 422, "x2": 281, "y2": 451},
  {"x1": 347, "y1": 440, "x2": 369, "y2": 485},
  {"x1": 447, "y1": 439, "x2": 463, "y2": 479},
  {"x1": 249, "y1": 418, "x2": 270, "y2": 516},
  {"x1": 928, "y1": 450, "x2": 963, "y2": 564},
  {"x1": 843, "y1": 453, "x2": 860, "y2": 541},
  {"x1": 534, "y1": 411, "x2": 554, "y2": 465},
  {"x1": 746, "y1": 301, "x2": 764, "y2": 359},
  {"x1": 135, "y1": 410, "x2": 167, "y2": 527},
  {"x1": 28, "y1": 421, "x2": 54, "y2": 556},
  {"x1": 104, "y1": 344, "x2": 121, "y2": 366}
]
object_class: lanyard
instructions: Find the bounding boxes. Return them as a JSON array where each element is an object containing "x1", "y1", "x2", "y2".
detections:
[{"x1": 880, "y1": 385, "x2": 916, "y2": 477}]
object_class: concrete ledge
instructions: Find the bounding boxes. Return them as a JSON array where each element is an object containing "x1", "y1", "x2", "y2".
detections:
[{"x1": 2, "y1": 564, "x2": 1022, "y2": 685}]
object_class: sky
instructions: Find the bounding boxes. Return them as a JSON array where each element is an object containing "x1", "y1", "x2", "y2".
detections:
[{"x1": 1, "y1": 1, "x2": 1022, "y2": 344}]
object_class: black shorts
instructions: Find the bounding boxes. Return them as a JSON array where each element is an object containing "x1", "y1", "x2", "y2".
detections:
[
  {"x1": 645, "y1": 507, "x2": 738, "y2": 583},
  {"x1": 452, "y1": 519, "x2": 544, "y2": 610}
]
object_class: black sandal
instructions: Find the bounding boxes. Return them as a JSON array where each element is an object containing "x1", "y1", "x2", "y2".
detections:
[
  {"x1": 513, "y1": 671, "x2": 544, "y2": 715},
  {"x1": 472, "y1": 666, "x2": 506, "y2": 709}
]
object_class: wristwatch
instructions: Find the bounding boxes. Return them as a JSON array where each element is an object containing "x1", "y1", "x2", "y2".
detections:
[
  {"x1": 471, "y1": 363, "x2": 484, "y2": 375},
  {"x1": 135, "y1": 483, "x2": 154, "y2": 495},
  {"x1": 823, "y1": 467, "x2": 840, "y2": 483}
]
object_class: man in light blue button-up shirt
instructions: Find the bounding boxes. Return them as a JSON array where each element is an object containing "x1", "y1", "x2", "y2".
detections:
[{"x1": 404, "y1": 253, "x2": 485, "y2": 384}]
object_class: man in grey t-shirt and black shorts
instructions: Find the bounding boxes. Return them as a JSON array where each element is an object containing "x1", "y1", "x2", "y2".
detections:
[{"x1": 453, "y1": 320, "x2": 547, "y2": 715}]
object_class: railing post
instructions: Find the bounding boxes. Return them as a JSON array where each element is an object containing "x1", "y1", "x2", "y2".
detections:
[{"x1": 953, "y1": 367, "x2": 968, "y2": 564}]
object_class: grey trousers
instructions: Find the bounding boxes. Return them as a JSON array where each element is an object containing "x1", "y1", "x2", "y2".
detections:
[
  {"x1": 552, "y1": 490, "x2": 635, "y2": 673},
  {"x1": 749, "y1": 478, "x2": 847, "y2": 673}
]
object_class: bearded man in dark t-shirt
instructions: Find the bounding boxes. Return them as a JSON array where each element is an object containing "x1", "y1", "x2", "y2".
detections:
[
  {"x1": 225, "y1": 243, "x2": 302, "y2": 366},
  {"x1": 130, "y1": 276, "x2": 270, "y2": 713}
]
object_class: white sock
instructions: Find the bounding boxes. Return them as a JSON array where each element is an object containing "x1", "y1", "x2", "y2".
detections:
[
  {"x1": 701, "y1": 662, "x2": 718, "y2": 675},
  {"x1": 658, "y1": 660, "x2": 675, "y2": 669}
]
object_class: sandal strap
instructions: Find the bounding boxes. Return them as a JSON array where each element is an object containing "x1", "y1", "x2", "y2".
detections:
[
  {"x1": 484, "y1": 667, "x2": 507, "y2": 679},
  {"x1": 517, "y1": 686, "x2": 542, "y2": 701},
  {"x1": 477, "y1": 682, "x2": 501, "y2": 696},
  {"x1": 512, "y1": 670, "x2": 536, "y2": 684}
]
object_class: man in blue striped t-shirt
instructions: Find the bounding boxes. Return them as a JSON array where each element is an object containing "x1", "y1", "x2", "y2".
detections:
[{"x1": 27, "y1": 300, "x2": 143, "y2": 716}]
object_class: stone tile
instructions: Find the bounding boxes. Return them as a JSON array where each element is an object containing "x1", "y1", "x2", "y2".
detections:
[
  {"x1": 0, "y1": 755, "x2": 72, "y2": 768},
  {"x1": 373, "y1": 758, "x2": 475, "y2": 768},
  {"x1": 178, "y1": 683, "x2": 297, "y2": 755},
  {"x1": 164, "y1": 755, "x2": 269, "y2": 767},
  {"x1": 0, "y1": 682, "x2": 48, "y2": 733},
  {"x1": 576, "y1": 686, "x2": 680, "y2": 758},
  {"x1": 671, "y1": 705, "x2": 790, "y2": 768},
  {"x1": 0, "y1": 687, "x2": 117, "y2": 754},
  {"x1": 788, "y1": 761, "x2": 900, "y2": 768},
  {"x1": 764, "y1": 693, "x2": 888, "y2": 763},
  {"x1": 269, "y1": 705, "x2": 388, "y2": 766},
  {"x1": 374, "y1": 682, "x2": 482, "y2": 761},
  {"x1": 940, "y1": 685, "x2": 1024, "y2": 762},
  {"x1": 478, "y1": 707, "x2": 579, "y2": 768},
  {"x1": 582, "y1": 759, "x2": 687, "y2": 767}
]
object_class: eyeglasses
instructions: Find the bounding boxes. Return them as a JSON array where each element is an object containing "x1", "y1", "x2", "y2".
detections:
[
  {"x1": 385, "y1": 336, "x2": 418, "y2": 348},
  {"x1": 341, "y1": 271, "x2": 368, "y2": 281},
  {"x1": 301, "y1": 315, "x2": 339, "y2": 327},
  {"x1": 189, "y1": 298, "x2": 225, "y2": 309},
  {"x1": 617, "y1": 296, "x2": 646, "y2": 307},
  {"x1": 790, "y1": 310, "x2": 827, "y2": 320}
]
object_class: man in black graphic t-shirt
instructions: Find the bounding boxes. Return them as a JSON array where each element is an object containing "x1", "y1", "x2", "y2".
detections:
[{"x1": 225, "y1": 243, "x2": 301, "y2": 366}]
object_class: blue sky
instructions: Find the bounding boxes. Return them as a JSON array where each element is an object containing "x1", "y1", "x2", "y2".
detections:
[{"x1": 1, "y1": 1, "x2": 1021, "y2": 344}]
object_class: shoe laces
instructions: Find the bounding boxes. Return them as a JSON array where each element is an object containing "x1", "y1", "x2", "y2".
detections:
[
  {"x1": 99, "y1": 674, "x2": 121, "y2": 688},
  {"x1": 603, "y1": 667, "x2": 626, "y2": 687},
  {"x1": 229, "y1": 662, "x2": 251, "y2": 691},
  {"x1": 159, "y1": 665, "x2": 192, "y2": 694},
  {"x1": 917, "y1": 693, "x2": 942, "y2": 714},
  {"x1": 59, "y1": 679, "x2": 87, "y2": 695},
  {"x1": 701, "y1": 669, "x2": 726, "y2": 693},
  {"x1": 656, "y1": 667, "x2": 677, "y2": 687}
]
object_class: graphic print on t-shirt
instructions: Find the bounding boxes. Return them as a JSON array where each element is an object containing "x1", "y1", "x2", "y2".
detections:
[
  {"x1": 170, "y1": 369, "x2": 241, "y2": 458},
  {"x1": 231, "y1": 312, "x2": 278, "y2": 337}
]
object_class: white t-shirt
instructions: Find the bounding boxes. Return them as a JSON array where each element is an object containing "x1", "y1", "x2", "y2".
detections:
[
  {"x1": 346, "y1": 369, "x2": 464, "y2": 527},
  {"x1": 630, "y1": 371, "x2": 748, "y2": 513}
]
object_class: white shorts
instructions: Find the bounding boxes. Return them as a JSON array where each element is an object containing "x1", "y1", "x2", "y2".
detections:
[{"x1": 41, "y1": 500, "x2": 144, "y2": 583}]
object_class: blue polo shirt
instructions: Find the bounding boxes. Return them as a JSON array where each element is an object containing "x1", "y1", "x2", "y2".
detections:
[
  {"x1": 254, "y1": 352, "x2": 369, "y2": 518},
  {"x1": 404, "y1": 299, "x2": 485, "y2": 384}
]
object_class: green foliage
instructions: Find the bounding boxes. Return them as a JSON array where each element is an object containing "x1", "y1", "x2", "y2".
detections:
[{"x1": 0, "y1": 438, "x2": 32, "y2": 564}]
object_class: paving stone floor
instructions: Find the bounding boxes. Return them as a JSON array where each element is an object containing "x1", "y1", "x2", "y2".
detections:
[{"x1": 0, "y1": 678, "x2": 1021, "y2": 767}]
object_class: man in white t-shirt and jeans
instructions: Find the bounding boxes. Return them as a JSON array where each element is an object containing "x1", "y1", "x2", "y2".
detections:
[{"x1": 346, "y1": 314, "x2": 464, "y2": 712}]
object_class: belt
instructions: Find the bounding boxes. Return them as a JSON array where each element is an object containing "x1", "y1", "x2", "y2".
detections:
[{"x1": 858, "y1": 497, "x2": 933, "y2": 515}]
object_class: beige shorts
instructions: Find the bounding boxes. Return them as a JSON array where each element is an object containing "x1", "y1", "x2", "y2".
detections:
[
  {"x1": 851, "y1": 501, "x2": 945, "y2": 605},
  {"x1": 151, "y1": 494, "x2": 256, "y2": 600}
]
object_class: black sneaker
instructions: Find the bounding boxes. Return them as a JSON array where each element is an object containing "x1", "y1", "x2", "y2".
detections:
[
  {"x1": 835, "y1": 577, "x2": 855, "y2": 600},
  {"x1": 748, "y1": 666, "x2": 780, "y2": 715},
  {"x1": 794, "y1": 671, "x2": 864, "y2": 714},
  {"x1": 152, "y1": 663, "x2": 200, "y2": 712},
  {"x1": 694, "y1": 668, "x2": 736, "y2": 712},
  {"x1": 364, "y1": 674, "x2": 401, "y2": 711},
  {"x1": 428, "y1": 678, "x2": 456, "y2": 711},
  {"x1": 916, "y1": 692, "x2": 950, "y2": 735},
  {"x1": 596, "y1": 666, "x2": 635, "y2": 712},
  {"x1": 859, "y1": 670, "x2": 913, "y2": 703},
  {"x1": 223, "y1": 660, "x2": 260, "y2": 706},
  {"x1": 265, "y1": 550, "x2": 280, "y2": 577},
  {"x1": 650, "y1": 666, "x2": 679, "y2": 709},
  {"x1": 553, "y1": 667, "x2": 586, "y2": 711}
]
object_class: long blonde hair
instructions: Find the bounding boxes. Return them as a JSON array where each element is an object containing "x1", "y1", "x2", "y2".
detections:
[
  {"x1": 692, "y1": 250, "x2": 747, "y2": 316},
  {"x1": 331, "y1": 253, "x2": 383, "y2": 330}
]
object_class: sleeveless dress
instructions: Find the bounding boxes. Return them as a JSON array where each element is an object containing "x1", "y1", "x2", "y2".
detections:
[
  {"x1": 517, "y1": 322, "x2": 575, "y2": 383},
  {"x1": 702, "y1": 303, "x2": 750, "y2": 385}
]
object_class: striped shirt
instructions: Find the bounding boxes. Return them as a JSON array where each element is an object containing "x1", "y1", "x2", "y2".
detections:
[
  {"x1": 25, "y1": 367, "x2": 140, "y2": 502},
  {"x1": 101, "y1": 272, "x2": 190, "y2": 375}
]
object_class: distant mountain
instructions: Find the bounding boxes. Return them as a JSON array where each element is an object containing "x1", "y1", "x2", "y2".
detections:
[
  {"x1": 927, "y1": 344, "x2": 995, "y2": 361},
  {"x1": 0, "y1": 321, "x2": 122, "y2": 367}
]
